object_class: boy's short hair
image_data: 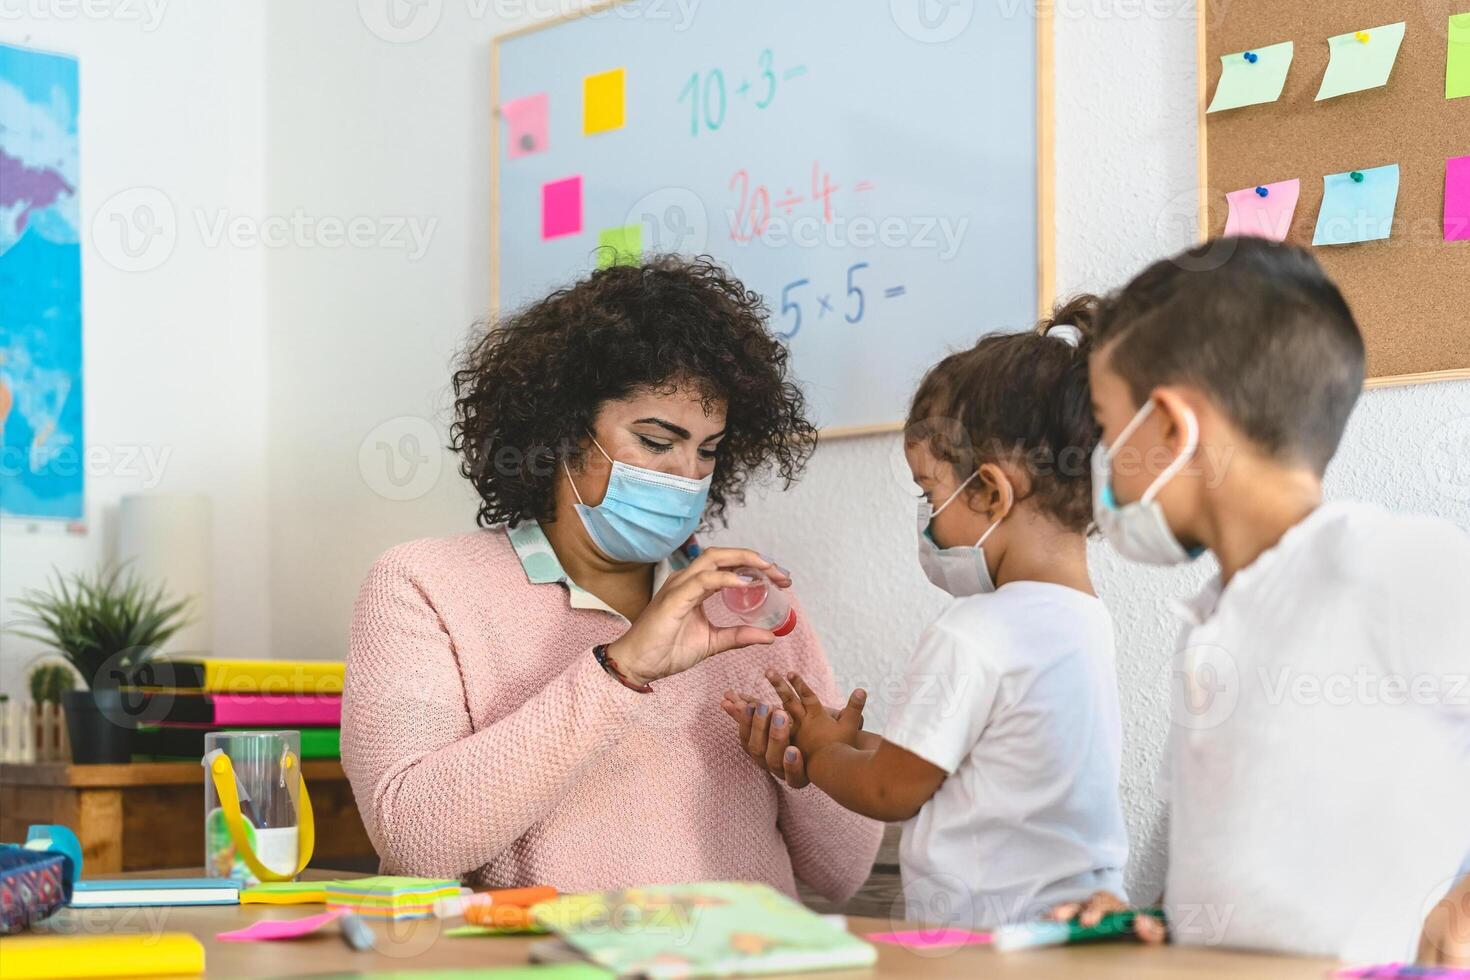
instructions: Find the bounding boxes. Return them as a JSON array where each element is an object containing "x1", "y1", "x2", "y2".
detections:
[{"x1": 1094, "y1": 238, "x2": 1365, "y2": 475}]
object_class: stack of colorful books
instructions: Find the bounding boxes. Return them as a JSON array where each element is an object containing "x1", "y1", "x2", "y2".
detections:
[{"x1": 124, "y1": 657, "x2": 345, "y2": 762}]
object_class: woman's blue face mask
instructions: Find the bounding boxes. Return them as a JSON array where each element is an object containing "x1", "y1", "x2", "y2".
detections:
[{"x1": 564, "y1": 437, "x2": 711, "y2": 564}]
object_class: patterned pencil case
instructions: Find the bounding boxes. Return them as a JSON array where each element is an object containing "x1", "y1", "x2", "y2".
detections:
[{"x1": 0, "y1": 844, "x2": 73, "y2": 933}]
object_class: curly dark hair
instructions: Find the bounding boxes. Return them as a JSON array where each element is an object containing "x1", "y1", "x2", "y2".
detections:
[
  {"x1": 450, "y1": 255, "x2": 817, "y2": 528},
  {"x1": 905, "y1": 296, "x2": 1102, "y2": 534}
]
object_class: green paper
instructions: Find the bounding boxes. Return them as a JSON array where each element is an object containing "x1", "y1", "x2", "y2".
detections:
[
  {"x1": 1316, "y1": 22, "x2": 1405, "y2": 101},
  {"x1": 1449, "y1": 13, "x2": 1470, "y2": 100},
  {"x1": 1207, "y1": 41, "x2": 1294, "y2": 113},
  {"x1": 595, "y1": 224, "x2": 642, "y2": 269},
  {"x1": 444, "y1": 923, "x2": 550, "y2": 937},
  {"x1": 304, "y1": 968, "x2": 608, "y2": 980}
]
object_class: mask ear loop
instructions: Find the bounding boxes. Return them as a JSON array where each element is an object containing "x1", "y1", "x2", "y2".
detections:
[
  {"x1": 563, "y1": 436, "x2": 616, "y2": 507},
  {"x1": 1140, "y1": 403, "x2": 1201, "y2": 504},
  {"x1": 930, "y1": 470, "x2": 979, "y2": 519}
]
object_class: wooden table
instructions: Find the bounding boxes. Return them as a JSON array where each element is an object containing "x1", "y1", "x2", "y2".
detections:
[
  {"x1": 0, "y1": 762, "x2": 375, "y2": 873},
  {"x1": 1, "y1": 869, "x2": 1339, "y2": 978}
]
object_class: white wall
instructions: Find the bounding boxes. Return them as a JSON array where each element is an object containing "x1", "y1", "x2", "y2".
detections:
[{"x1": 0, "y1": 3, "x2": 269, "y2": 695}]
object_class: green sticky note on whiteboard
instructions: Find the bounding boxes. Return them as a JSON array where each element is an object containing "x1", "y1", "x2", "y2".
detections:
[
  {"x1": 1316, "y1": 22, "x2": 1406, "y2": 101},
  {"x1": 596, "y1": 224, "x2": 642, "y2": 268},
  {"x1": 1208, "y1": 41, "x2": 1294, "y2": 112},
  {"x1": 1449, "y1": 13, "x2": 1470, "y2": 100}
]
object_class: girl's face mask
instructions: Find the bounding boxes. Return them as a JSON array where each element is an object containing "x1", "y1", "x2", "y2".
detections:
[{"x1": 916, "y1": 470, "x2": 1004, "y2": 597}]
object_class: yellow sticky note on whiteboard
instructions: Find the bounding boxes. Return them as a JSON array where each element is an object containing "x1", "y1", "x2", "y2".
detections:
[{"x1": 583, "y1": 67, "x2": 625, "y2": 134}]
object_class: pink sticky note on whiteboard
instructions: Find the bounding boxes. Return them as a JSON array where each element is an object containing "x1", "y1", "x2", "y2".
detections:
[
  {"x1": 218, "y1": 909, "x2": 343, "y2": 942},
  {"x1": 1224, "y1": 179, "x2": 1301, "y2": 241},
  {"x1": 503, "y1": 93, "x2": 548, "y2": 159},
  {"x1": 866, "y1": 928, "x2": 992, "y2": 948},
  {"x1": 1446, "y1": 156, "x2": 1470, "y2": 242},
  {"x1": 541, "y1": 176, "x2": 583, "y2": 240}
]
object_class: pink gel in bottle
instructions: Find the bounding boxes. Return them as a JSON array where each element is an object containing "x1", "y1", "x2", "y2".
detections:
[{"x1": 721, "y1": 566, "x2": 797, "y2": 637}]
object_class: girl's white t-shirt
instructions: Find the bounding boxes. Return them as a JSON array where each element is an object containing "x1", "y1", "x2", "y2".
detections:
[{"x1": 884, "y1": 580, "x2": 1129, "y2": 928}]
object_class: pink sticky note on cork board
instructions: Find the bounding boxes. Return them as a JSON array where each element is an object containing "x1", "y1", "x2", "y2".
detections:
[
  {"x1": 866, "y1": 927, "x2": 992, "y2": 948},
  {"x1": 218, "y1": 909, "x2": 343, "y2": 942},
  {"x1": 541, "y1": 175, "x2": 583, "y2": 240},
  {"x1": 502, "y1": 93, "x2": 548, "y2": 159},
  {"x1": 1445, "y1": 155, "x2": 1470, "y2": 242},
  {"x1": 1224, "y1": 179, "x2": 1301, "y2": 241}
]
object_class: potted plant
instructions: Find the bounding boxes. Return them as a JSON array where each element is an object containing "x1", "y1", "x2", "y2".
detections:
[{"x1": 8, "y1": 566, "x2": 192, "y2": 764}]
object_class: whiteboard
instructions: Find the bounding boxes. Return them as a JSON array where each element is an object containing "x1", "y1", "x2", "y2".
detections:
[{"x1": 491, "y1": 0, "x2": 1052, "y2": 434}]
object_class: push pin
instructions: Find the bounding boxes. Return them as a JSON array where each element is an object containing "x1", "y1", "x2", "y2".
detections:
[
  {"x1": 1350, "y1": 171, "x2": 1365, "y2": 183},
  {"x1": 1355, "y1": 31, "x2": 1370, "y2": 43},
  {"x1": 1244, "y1": 51, "x2": 1259, "y2": 63},
  {"x1": 1255, "y1": 186, "x2": 1269, "y2": 197}
]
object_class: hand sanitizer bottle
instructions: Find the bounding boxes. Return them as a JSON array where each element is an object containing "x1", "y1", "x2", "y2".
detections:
[{"x1": 720, "y1": 566, "x2": 797, "y2": 637}]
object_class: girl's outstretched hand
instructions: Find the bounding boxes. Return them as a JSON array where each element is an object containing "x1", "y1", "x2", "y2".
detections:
[{"x1": 766, "y1": 671, "x2": 867, "y2": 764}]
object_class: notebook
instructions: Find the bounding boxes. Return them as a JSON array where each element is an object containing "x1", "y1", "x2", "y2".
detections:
[
  {"x1": 530, "y1": 881, "x2": 877, "y2": 978},
  {"x1": 70, "y1": 877, "x2": 240, "y2": 908},
  {"x1": 0, "y1": 932, "x2": 205, "y2": 978}
]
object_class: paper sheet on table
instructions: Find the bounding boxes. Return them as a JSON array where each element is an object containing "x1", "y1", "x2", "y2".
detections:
[
  {"x1": 1224, "y1": 179, "x2": 1301, "y2": 241},
  {"x1": 1208, "y1": 41, "x2": 1294, "y2": 112},
  {"x1": 1446, "y1": 156, "x2": 1470, "y2": 243},
  {"x1": 1449, "y1": 13, "x2": 1470, "y2": 100},
  {"x1": 502, "y1": 93, "x2": 549, "y2": 159},
  {"x1": 582, "y1": 67, "x2": 625, "y2": 134},
  {"x1": 1313, "y1": 165, "x2": 1400, "y2": 246},
  {"x1": 1316, "y1": 23, "x2": 1406, "y2": 101},
  {"x1": 218, "y1": 908, "x2": 344, "y2": 942},
  {"x1": 866, "y1": 927, "x2": 992, "y2": 948},
  {"x1": 541, "y1": 175, "x2": 583, "y2": 240}
]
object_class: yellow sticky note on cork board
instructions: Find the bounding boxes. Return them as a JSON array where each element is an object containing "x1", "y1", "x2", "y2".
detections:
[{"x1": 583, "y1": 67, "x2": 625, "y2": 134}]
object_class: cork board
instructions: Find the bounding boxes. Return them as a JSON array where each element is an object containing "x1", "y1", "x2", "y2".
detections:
[{"x1": 1200, "y1": 0, "x2": 1470, "y2": 386}]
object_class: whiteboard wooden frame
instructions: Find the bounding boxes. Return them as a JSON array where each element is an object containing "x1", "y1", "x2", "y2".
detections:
[
  {"x1": 1195, "y1": 11, "x2": 1470, "y2": 392},
  {"x1": 490, "y1": 1, "x2": 1057, "y2": 440}
]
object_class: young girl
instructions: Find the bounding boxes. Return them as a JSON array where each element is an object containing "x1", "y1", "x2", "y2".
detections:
[{"x1": 730, "y1": 298, "x2": 1129, "y2": 928}]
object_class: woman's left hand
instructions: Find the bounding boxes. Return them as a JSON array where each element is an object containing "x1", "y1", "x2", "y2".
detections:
[{"x1": 721, "y1": 690, "x2": 810, "y2": 788}]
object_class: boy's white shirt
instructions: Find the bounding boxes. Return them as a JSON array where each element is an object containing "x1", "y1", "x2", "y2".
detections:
[
  {"x1": 1164, "y1": 501, "x2": 1470, "y2": 962},
  {"x1": 884, "y1": 580, "x2": 1130, "y2": 928}
]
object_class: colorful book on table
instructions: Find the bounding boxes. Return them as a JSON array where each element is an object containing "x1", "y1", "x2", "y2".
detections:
[
  {"x1": 531, "y1": 880, "x2": 877, "y2": 978},
  {"x1": 325, "y1": 876, "x2": 462, "y2": 920},
  {"x1": 118, "y1": 691, "x2": 341, "y2": 726},
  {"x1": 0, "y1": 933, "x2": 205, "y2": 979},
  {"x1": 123, "y1": 657, "x2": 344, "y2": 695},
  {"x1": 133, "y1": 725, "x2": 340, "y2": 760},
  {"x1": 70, "y1": 877, "x2": 239, "y2": 908}
]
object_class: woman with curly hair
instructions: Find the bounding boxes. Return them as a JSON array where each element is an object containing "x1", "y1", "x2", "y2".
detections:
[{"x1": 342, "y1": 256, "x2": 882, "y2": 902}]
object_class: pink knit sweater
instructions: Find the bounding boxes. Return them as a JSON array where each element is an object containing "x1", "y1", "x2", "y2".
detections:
[{"x1": 341, "y1": 528, "x2": 882, "y2": 902}]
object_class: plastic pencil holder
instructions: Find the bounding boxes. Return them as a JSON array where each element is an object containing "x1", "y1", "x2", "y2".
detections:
[{"x1": 203, "y1": 731, "x2": 315, "y2": 884}]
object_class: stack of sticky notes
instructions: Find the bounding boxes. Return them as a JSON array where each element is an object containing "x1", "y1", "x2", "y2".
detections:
[{"x1": 325, "y1": 876, "x2": 461, "y2": 920}]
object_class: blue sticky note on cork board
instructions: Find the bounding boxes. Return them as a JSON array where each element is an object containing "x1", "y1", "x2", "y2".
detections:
[{"x1": 1313, "y1": 165, "x2": 1400, "y2": 246}]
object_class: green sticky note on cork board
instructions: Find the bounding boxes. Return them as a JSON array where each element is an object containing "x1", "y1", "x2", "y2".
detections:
[
  {"x1": 596, "y1": 224, "x2": 642, "y2": 269},
  {"x1": 1449, "y1": 13, "x2": 1470, "y2": 100},
  {"x1": 1208, "y1": 41, "x2": 1294, "y2": 112},
  {"x1": 1316, "y1": 22, "x2": 1406, "y2": 101}
]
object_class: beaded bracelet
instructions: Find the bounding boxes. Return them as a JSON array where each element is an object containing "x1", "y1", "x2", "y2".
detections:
[{"x1": 593, "y1": 643, "x2": 654, "y2": 694}]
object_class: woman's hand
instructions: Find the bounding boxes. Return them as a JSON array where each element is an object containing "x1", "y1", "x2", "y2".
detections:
[
  {"x1": 607, "y1": 548, "x2": 791, "y2": 685},
  {"x1": 721, "y1": 690, "x2": 811, "y2": 788},
  {"x1": 1419, "y1": 875, "x2": 1470, "y2": 967}
]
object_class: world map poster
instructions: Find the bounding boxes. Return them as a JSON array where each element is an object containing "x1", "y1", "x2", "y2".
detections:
[{"x1": 0, "y1": 42, "x2": 83, "y2": 524}]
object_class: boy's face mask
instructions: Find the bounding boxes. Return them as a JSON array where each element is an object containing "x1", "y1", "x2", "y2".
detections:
[
  {"x1": 1091, "y1": 399, "x2": 1204, "y2": 566},
  {"x1": 565, "y1": 437, "x2": 711, "y2": 564},
  {"x1": 916, "y1": 470, "x2": 1004, "y2": 597}
]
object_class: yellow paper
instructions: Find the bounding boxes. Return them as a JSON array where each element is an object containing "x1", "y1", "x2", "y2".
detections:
[
  {"x1": 583, "y1": 67, "x2": 626, "y2": 135},
  {"x1": 0, "y1": 933, "x2": 204, "y2": 979}
]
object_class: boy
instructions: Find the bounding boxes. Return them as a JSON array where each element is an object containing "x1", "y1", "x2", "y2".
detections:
[{"x1": 1065, "y1": 238, "x2": 1470, "y2": 965}]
